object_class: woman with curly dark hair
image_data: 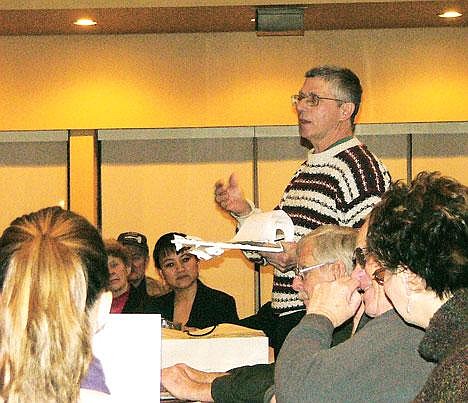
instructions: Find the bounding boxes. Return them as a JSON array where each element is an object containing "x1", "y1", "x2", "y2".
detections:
[{"x1": 367, "y1": 171, "x2": 467, "y2": 402}]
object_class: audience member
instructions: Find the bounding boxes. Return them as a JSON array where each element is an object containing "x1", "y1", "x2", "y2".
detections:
[
  {"x1": 117, "y1": 231, "x2": 168, "y2": 299},
  {"x1": 215, "y1": 65, "x2": 391, "y2": 353},
  {"x1": 0, "y1": 206, "x2": 112, "y2": 402},
  {"x1": 367, "y1": 171, "x2": 467, "y2": 401},
  {"x1": 274, "y1": 218, "x2": 435, "y2": 402},
  {"x1": 161, "y1": 225, "x2": 359, "y2": 402},
  {"x1": 145, "y1": 232, "x2": 239, "y2": 329},
  {"x1": 106, "y1": 239, "x2": 147, "y2": 313}
]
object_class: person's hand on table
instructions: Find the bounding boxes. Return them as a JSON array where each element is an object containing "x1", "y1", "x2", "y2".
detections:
[{"x1": 161, "y1": 363, "x2": 226, "y2": 402}]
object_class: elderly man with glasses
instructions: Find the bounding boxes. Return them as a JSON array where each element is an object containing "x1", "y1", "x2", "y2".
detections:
[
  {"x1": 273, "y1": 219, "x2": 435, "y2": 403},
  {"x1": 162, "y1": 225, "x2": 360, "y2": 402},
  {"x1": 215, "y1": 65, "x2": 391, "y2": 354}
]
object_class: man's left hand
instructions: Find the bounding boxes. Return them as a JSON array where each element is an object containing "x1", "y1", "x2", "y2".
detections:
[
  {"x1": 260, "y1": 241, "x2": 297, "y2": 272},
  {"x1": 307, "y1": 278, "x2": 362, "y2": 327}
]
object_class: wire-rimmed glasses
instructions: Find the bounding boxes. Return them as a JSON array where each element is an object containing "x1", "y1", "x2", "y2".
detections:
[
  {"x1": 291, "y1": 92, "x2": 346, "y2": 107},
  {"x1": 294, "y1": 262, "x2": 333, "y2": 280}
]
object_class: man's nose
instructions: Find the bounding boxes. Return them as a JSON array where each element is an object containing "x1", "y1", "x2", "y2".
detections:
[
  {"x1": 292, "y1": 276, "x2": 304, "y2": 292},
  {"x1": 174, "y1": 261, "x2": 185, "y2": 272},
  {"x1": 295, "y1": 101, "x2": 305, "y2": 114}
]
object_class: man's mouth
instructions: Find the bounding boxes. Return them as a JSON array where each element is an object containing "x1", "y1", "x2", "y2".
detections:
[{"x1": 299, "y1": 118, "x2": 311, "y2": 125}]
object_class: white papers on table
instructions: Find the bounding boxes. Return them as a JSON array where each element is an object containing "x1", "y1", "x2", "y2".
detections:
[{"x1": 93, "y1": 314, "x2": 161, "y2": 403}]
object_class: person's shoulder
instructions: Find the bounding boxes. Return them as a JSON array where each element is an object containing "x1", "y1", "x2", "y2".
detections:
[
  {"x1": 198, "y1": 281, "x2": 236, "y2": 302},
  {"x1": 145, "y1": 276, "x2": 170, "y2": 297},
  {"x1": 144, "y1": 291, "x2": 174, "y2": 311}
]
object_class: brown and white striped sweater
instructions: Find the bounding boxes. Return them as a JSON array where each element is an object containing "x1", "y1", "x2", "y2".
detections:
[{"x1": 257, "y1": 137, "x2": 391, "y2": 314}]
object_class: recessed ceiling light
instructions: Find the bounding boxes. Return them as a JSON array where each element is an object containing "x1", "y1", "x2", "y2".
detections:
[
  {"x1": 438, "y1": 11, "x2": 462, "y2": 18},
  {"x1": 74, "y1": 18, "x2": 97, "y2": 26}
]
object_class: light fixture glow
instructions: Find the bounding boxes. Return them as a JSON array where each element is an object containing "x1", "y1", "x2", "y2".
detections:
[
  {"x1": 438, "y1": 11, "x2": 462, "y2": 18},
  {"x1": 74, "y1": 18, "x2": 97, "y2": 26}
]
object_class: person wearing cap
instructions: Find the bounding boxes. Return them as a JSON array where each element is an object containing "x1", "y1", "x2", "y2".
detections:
[
  {"x1": 117, "y1": 231, "x2": 168, "y2": 305},
  {"x1": 145, "y1": 232, "x2": 239, "y2": 330},
  {"x1": 105, "y1": 239, "x2": 145, "y2": 313}
]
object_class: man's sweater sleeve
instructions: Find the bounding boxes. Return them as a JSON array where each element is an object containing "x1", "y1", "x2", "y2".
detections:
[
  {"x1": 211, "y1": 363, "x2": 275, "y2": 403},
  {"x1": 274, "y1": 313, "x2": 334, "y2": 402}
]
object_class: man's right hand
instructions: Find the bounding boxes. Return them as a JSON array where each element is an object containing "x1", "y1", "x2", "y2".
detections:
[{"x1": 214, "y1": 173, "x2": 252, "y2": 216}]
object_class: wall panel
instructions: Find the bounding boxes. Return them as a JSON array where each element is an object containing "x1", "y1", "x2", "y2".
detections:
[
  {"x1": 0, "y1": 134, "x2": 67, "y2": 231},
  {"x1": 412, "y1": 132, "x2": 468, "y2": 185},
  {"x1": 100, "y1": 135, "x2": 256, "y2": 318}
]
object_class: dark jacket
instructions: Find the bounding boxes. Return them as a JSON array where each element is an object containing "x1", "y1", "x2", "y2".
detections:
[
  {"x1": 145, "y1": 280, "x2": 239, "y2": 329},
  {"x1": 121, "y1": 280, "x2": 149, "y2": 313},
  {"x1": 414, "y1": 288, "x2": 467, "y2": 402}
]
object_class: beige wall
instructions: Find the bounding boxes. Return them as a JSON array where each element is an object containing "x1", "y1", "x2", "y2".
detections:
[
  {"x1": 0, "y1": 138, "x2": 67, "y2": 231},
  {"x1": 0, "y1": 27, "x2": 466, "y2": 131}
]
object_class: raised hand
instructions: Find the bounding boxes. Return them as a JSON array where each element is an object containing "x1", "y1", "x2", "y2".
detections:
[
  {"x1": 214, "y1": 173, "x2": 252, "y2": 216},
  {"x1": 307, "y1": 277, "x2": 362, "y2": 328}
]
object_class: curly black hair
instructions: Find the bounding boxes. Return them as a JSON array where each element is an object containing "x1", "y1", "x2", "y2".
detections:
[{"x1": 367, "y1": 171, "x2": 467, "y2": 298}]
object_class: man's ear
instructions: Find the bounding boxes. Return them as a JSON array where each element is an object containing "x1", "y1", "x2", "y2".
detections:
[
  {"x1": 331, "y1": 260, "x2": 347, "y2": 280},
  {"x1": 340, "y1": 102, "x2": 355, "y2": 122},
  {"x1": 126, "y1": 265, "x2": 131, "y2": 275}
]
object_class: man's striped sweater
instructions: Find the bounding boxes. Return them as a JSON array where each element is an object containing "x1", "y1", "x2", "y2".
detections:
[{"x1": 271, "y1": 137, "x2": 391, "y2": 314}]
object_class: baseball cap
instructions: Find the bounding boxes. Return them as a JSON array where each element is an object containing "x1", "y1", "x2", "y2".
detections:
[{"x1": 117, "y1": 232, "x2": 149, "y2": 254}]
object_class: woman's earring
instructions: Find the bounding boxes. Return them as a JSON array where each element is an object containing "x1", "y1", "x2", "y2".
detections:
[{"x1": 404, "y1": 271, "x2": 411, "y2": 314}]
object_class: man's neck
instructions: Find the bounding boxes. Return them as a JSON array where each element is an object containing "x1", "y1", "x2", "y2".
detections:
[
  {"x1": 112, "y1": 284, "x2": 129, "y2": 298},
  {"x1": 130, "y1": 277, "x2": 144, "y2": 288},
  {"x1": 312, "y1": 124, "x2": 354, "y2": 153}
]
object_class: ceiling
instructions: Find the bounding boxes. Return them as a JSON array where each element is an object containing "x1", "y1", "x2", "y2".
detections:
[{"x1": 0, "y1": 1, "x2": 465, "y2": 36}]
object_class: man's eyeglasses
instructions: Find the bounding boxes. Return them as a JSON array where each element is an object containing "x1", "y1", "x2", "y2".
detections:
[
  {"x1": 294, "y1": 262, "x2": 332, "y2": 280},
  {"x1": 291, "y1": 92, "x2": 346, "y2": 108},
  {"x1": 352, "y1": 247, "x2": 385, "y2": 286}
]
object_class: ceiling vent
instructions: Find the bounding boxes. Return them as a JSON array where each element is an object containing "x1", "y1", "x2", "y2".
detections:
[{"x1": 256, "y1": 6, "x2": 305, "y2": 36}]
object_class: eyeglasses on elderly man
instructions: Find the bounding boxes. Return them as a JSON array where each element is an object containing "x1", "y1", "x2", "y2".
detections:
[{"x1": 293, "y1": 261, "x2": 335, "y2": 280}]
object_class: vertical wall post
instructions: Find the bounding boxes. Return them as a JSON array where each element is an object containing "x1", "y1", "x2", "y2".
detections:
[
  {"x1": 68, "y1": 130, "x2": 99, "y2": 227},
  {"x1": 406, "y1": 133, "x2": 413, "y2": 183},
  {"x1": 252, "y1": 129, "x2": 261, "y2": 312}
]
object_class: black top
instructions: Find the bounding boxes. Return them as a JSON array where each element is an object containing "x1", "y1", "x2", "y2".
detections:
[
  {"x1": 122, "y1": 278, "x2": 149, "y2": 313},
  {"x1": 144, "y1": 280, "x2": 239, "y2": 329}
]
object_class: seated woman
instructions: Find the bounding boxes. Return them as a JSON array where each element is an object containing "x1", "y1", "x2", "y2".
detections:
[
  {"x1": 145, "y1": 232, "x2": 239, "y2": 329},
  {"x1": 162, "y1": 225, "x2": 359, "y2": 402},
  {"x1": 366, "y1": 171, "x2": 467, "y2": 401},
  {"x1": 0, "y1": 206, "x2": 112, "y2": 402},
  {"x1": 105, "y1": 239, "x2": 147, "y2": 313}
]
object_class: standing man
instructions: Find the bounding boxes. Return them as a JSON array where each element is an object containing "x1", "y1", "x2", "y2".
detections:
[
  {"x1": 117, "y1": 231, "x2": 168, "y2": 305},
  {"x1": 215, "y1": 65, "x2": 391, "y2": 353}
]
